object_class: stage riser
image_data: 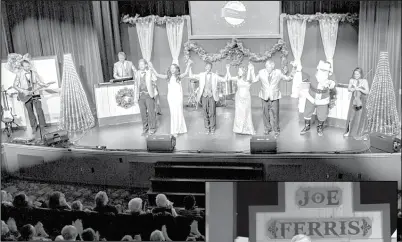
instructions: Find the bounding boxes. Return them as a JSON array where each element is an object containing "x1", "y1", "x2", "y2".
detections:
[
  {"x1": 147, "y1": 193, "x2": 205, "y2": 208},
  {"x1": 151, "y1": 180, "x2": 206, "y2": 193},
  {"x1": 2, "y1": 144, "x2": 401, "y2": 189},
  {"x1": 155, "y1": 168, "x2": 263, "y2": 180}
]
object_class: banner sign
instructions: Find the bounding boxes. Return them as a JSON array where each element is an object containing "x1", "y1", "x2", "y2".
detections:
[
  {"x1": 295, "y1": 187, "x2": 343, "y2": 208},
  {"x1": 266, "y1": 217, "x2": 373, "y2": 239}
]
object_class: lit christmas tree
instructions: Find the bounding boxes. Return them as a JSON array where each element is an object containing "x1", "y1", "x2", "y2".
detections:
[
  {"x1": 366, "y1": 52, "x2": 400, "y2": 136},
  {"x1": 59, "y1": 53, "x2": 95, "y2": 132}
]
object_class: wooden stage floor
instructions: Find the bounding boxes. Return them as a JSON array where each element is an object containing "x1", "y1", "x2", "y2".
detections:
[{"x1": 3, "y1": 96, "x2": 370, "y2": 154}]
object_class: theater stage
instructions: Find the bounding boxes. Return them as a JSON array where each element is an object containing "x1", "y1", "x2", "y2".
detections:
[{"x1": 3, "y1": 96, "x2": 370, "y2": 154}]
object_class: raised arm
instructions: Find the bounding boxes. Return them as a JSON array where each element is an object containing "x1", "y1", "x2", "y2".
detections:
[
  {"x1": 279, "y1": 63, "x2": 297, "y2": 82},
  {"x1": 224, "y1": 64, "x2": 237, "y2": 82},
  {"x1": 179, "y1": 60, "x2": 193, "y2": 79},
  {"x1": 148, "y1": 62, "x2": 168, "y2": 79},
  {"x1": 189, "y1": 66, "x2": 201, "y2": 80},
  {"x1": 248, "y1": 63, "x2": 260, "y2": 83},
  {"x1": 34, "y1": 71, "x2": 49, "y2": 87}
]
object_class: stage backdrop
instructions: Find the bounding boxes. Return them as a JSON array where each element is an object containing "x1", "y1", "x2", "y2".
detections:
[{"x1": 121, "y1": 17, "x2": 358, "y2": 97}]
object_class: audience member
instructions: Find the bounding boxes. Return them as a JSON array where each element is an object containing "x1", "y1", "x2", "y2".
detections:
[
  {"x1": 179, "y1": 195, "x2": 202, "y2": 219},
  {"x1": 18, "y1": 224, "x2": 35, "y2": 241},
  {"x1": 121, "y1": 235, "x2": 134, "y2": 241},
  {"x1": 71, "y1": 201, "x2": 83, "y2": 211},
  {"x1": 1, "y1": 190, "x2": 13, "y2": 206},
  {"x1": 81, "y1": 228, "x2": 98, "y2": 241},
  {"x1": 61, "y1": 225, "x2": 78, "y2": 241},
  {"x1": 150, "y1": 230, "x2": 166, "y2": 241},
  {"x1": 55, "y1": 235, "x2": 64, "y2": 240},
  {"x1": 291, "y1": 234, "x2": 312, "y2": 242},
  {"x1": 48, "y1": 192, "x2": 71, "y2": 210},
  {"x1": 12, "y1": 193, "x2": 31, "y2": 208},
  {"x1": 152, "y1": 194, "x2": 177, "y2": 217},
  {"x1": 93, "y1": 191, "x2": 118, "y2": 214},
  {"x1": 7, "y1": 218, "x2": 20, "y2": 239}
]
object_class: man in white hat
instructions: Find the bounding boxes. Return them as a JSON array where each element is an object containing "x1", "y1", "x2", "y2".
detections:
[{"x1": 300, "y1": 60, "x2": 336, "y2": 136}]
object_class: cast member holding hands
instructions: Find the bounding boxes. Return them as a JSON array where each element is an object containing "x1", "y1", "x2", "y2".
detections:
[
  {"x1": 189, "y1": 62, "x2": 226, "y2": 134},
  {"x1": 148, "y1": 60, "x2": 193, "y2": 137},
  {"x1": 224, "y1": 64, "x2": 256, "y2": 135},
  {"x1": 248, "y1": 60, "x2": 296, "y2": 137},
  {"x1": 134, "y1": 59, "x2": 158, "y2": 136}
]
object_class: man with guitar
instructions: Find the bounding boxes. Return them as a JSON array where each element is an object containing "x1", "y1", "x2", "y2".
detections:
[{"x1": 13, "y1": 60, "x2": 53, "y2": 135}]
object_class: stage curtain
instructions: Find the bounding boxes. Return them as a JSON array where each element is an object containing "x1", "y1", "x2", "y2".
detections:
[
  {"x1": 166, "y1": 18, "x2": 185, "y2": 65},
  {"x1": 358, "y1": 1, "x2": 401, "y2": 118},
  {"x1": 119, "y1": 1, "x2": 189, "y2": 17},
  {"x1": 287, "y1": 18, "x2": 307, "y2": 98},
  {"x1": 281, "y1": 1, "x2": 360, "y2": 14},
  {"x1": 1, "y1": 1, "x2": 12, "y2": 59},
  {"x1": 3, "y1": 0, "x2": 103, "y2": 113},
  {"x1": 92, "y1": 1, "x2": 122, "y2": 82},
  {"x1": 136, "y1": 16, "x2": 155, "y2": 62},
  {"x1": 319, "y1": 18, "x2": 339, "y2": 73}
]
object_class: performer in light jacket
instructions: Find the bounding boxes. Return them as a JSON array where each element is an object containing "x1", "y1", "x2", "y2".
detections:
[
  {"x1": 112, "y1": 52, "x2": 136, "y2": 81},
  {"x1": 189, "y1": 62, "x2": 226, "y2": 134},
  {"x1": 13, "y1": 60, "x2": 50, "y2": 134},
  {"x1": 133, "y1": 59, "x2": 158, "y2": 135},
  {"x1": 248, "y1": 60, "x2": 296, "y2": 137},
  {"x1": 300, "y1": 60, "x2": 336, "y2": 136}
]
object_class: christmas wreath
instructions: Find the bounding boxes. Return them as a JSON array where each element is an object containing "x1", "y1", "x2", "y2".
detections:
[
  {"x1": 184, "y1": 38, "x2": 290, "y2": 74},
  {"x1": 116, "y1": 87, "x2": 135, "y2": 109}
]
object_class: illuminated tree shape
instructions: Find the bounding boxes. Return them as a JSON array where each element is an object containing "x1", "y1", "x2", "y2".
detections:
[
  {"x1": 366, "y1": 52, "x2": 400, "y2": 136},
  {"x1": 59, "y1": 53, "x2": 95, "y2": 132}
]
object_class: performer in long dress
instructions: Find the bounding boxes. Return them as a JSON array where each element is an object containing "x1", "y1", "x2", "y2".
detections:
[
  {"x1": 189, "y1": 62, "x2": 226, "y2": 134},
  {"x1": 13, "y1": 60, "x2": 51, "y2": 135},
  {"x1": 133, "y1": 59, "x2": 158, "y2": 136},
  {"x1": 224, "y1": 64, "x2": 256, "y2": 135},
  {"x1": 149, "y1": 61, "x2": 192, "y2": 137},
  {"x1": 300, "y1": 60, "x2": 336, "y2": 137},
  {"x1": 344, "y1": 67, "x2": 370, "y2": 139},
  {"x1": 112, "y1": 52, "x2": 136, "y2": 81},
  {"x1": 248, "y1": 60, "x2": 296, "y2": 137}
]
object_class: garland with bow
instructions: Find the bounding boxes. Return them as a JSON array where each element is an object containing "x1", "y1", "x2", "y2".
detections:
[
  {"x1": 121, "y1": 14, "x2": 189, "y2": 25},
  {"x1": 184, "y1": 39, "x2": 290, "y2": 74},
  {"x1": 6, "y1": 53, "x2": 31, "y2": 73},
  {"x1": 283, "y1": 12, "x2": 358, "y2": 23}
]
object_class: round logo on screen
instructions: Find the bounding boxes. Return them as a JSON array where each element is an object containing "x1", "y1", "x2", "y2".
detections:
[{"x1": 222, "y1": 1, "x2": 247, "y2": 27}]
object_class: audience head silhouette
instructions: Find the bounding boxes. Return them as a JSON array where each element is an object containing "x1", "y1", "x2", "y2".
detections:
[{"x1": 61, "y1": 225, "x2": 78, "y2": 241}]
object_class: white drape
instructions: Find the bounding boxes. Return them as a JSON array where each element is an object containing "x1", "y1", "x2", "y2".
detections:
[
  {"x1": 166, "y1": 19, "x2": 185, "y2": 65},
  {"x1": 136, "y1": 16, "x2": 155, "y2": 62},
  {"x1": 287, "y1": 18, "x2": 307, "y2": 98},
  {"x1": 319, "y1": 18, "x2": 340, "y2": 73}
]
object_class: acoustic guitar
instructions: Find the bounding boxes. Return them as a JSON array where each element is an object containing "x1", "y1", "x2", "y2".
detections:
[
  {"x1": 1, "y1": 85, "x2": 15, "y2": 123},
  {"x1": 17, "y1": 82, "x2": 56, "y2": 103}
]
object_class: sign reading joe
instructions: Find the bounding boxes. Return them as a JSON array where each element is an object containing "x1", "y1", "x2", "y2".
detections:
[{"x1": 295, "y1": 186, "x2": 343, "y2": 208}]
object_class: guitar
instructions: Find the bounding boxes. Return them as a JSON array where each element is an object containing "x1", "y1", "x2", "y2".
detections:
[
  {"x1": 1, "y1": 85, "x2": 15, "y2": 123},
  {"x1": 17, "y1": 82, "x2": 56, "y2": 103}
]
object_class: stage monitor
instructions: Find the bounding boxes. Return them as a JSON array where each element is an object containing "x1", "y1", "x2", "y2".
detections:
[{"x1": 188, "y1": 1, "x2": 283, "y2": 39}]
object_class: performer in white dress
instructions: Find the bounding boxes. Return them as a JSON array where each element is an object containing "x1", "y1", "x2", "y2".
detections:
[
  {"x1": 149, "y1": 61, "x2": 192, "y2": 137},
  {"x1": 224, "y1": 64, "x2": 256, "y2": 135}
]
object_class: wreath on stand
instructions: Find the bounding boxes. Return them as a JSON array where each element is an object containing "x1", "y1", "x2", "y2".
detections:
[{"x1": 116, "y1": 87, "x2": 135, "y2": 109}]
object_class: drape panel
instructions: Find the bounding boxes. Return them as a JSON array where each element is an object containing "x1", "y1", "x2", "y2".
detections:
[
  {"x1": 287, "y1": 19, "x2": 307, "y2": 98},
  {"x1": 92, "y1": 1, "x2": 122, "y2": 82},
  {"x1": 319, "y1": 18, "x2": 339, "y2": 73},
  {"x1": 358, "y1": 1, "x2": 401, "y2": 118},
  {"x1": 4, "y1": 0, "x2": 103, "y2": 113},
  {"x1": 136, "y1": 17, "x2": 155, "y2": 62},
  {"x1": 166, "y1": 19, "x2": 184, "y2": 65}
]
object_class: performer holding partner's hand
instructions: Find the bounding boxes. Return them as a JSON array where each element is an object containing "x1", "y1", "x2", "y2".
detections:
[
  {"x1": 248, "y1": 60, "x2": 296, "y2": 137},
  {"x1": 224, "y1": 64, "x2": 256, "y2": 135},
  {"x1": 189, "y1": 62, "x2": 226, "y2": 134},
  {"x1": 148, "y1": 60, "x2": 192, "y2": 137},
  {"x1": 133, "y1": 59, "x2": 158, "y2": 136},
  {"x1": 13, "y1": 60, "x2": 51, "y2": 135}
]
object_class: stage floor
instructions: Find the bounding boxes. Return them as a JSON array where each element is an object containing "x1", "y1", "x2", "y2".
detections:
[{"x1": 3, "y1": 96, "x2": 369, "y2": 154}]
